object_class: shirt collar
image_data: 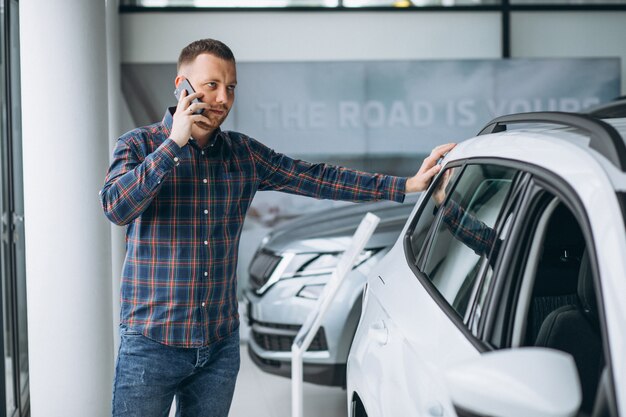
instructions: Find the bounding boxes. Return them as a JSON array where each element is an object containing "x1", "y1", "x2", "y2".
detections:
[{"x1": 162, "y1": 107, "x2": 222, "y2": 150}]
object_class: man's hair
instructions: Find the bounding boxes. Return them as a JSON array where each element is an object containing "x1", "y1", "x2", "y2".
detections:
[{"x1": 177, "y1": 39, "x2": 235, "y2": 71}]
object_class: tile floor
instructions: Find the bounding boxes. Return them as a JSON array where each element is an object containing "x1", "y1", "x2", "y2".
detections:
[{"x1": 229, "y1": 344, "x2": 347, "y2": 417}]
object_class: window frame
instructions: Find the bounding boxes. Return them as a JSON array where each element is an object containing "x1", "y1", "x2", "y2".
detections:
[
  {"x1": 466, "y1": 169, "x2": 530, "y2": 336},
  {"x1": 0, "y1": 0, "x2": 28, "y2": 416},
  {"x1": 402, "y1": 158, "x2": 525, "y2": 351},
  {"x1": 408, "y1": 161, "x2": 465, "y2": 267},
  {"x1": 119, "y1": 0, "x2": 626, "y2": 59}
]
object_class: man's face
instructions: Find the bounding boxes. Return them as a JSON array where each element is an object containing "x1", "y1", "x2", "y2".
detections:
[{"x1": 177, "y1": 53, "x2": 237, "y2": 135}]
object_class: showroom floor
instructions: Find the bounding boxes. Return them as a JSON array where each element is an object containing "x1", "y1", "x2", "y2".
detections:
[
  {"x1": 230, "y1": 315, "x2": 346, "y2": 417},
  {"x1": 229, "y1": 344, "x2": 347, "y2": 417}
]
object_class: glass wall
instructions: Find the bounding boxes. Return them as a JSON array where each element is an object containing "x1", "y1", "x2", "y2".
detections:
[
  {"x1": 121, "y1": 0, "x2": 626, "y2": 6},
  {"x1": 121, "y1": 0, "x2": 502, "y2": 6},
  {"x1": 0, "y1": 0, "x2": 29, "y2": 415}
]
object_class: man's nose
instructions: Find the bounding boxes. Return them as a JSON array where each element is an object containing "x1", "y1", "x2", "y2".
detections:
[{"x1": 216, "y1": 87, "x2": 228, "y2": 104}]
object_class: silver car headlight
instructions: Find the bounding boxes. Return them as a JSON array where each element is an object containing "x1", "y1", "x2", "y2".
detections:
[
  {"x1": 283, "y1": 249, "x2": 378, "y2": 279},
  {"x1": 291, "y1": 250, "x2": 378, "y2": 300},
  {"x1": 256, "y1": 249, "x2": 378, "y2": 295},
  {"x1": 296, "y1": 284, "x2": 326, "y2": 300}
]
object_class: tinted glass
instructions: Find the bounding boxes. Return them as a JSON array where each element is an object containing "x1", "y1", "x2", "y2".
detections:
[
  {"x1": 408, "y1": 166, "x2": 462, "y2": 261},
  {"x1": 422, "y1": 164, "x2": 516, "y2": 318}
]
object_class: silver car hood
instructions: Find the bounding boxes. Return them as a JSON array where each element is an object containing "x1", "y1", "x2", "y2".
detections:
[{"x1": 262, "y1": 193, "x2": 420, "y2": 254}]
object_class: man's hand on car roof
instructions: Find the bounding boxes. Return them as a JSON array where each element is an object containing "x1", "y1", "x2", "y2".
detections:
[{"x1": 405, "y1": 143, "x2": 456, "y2": 194}]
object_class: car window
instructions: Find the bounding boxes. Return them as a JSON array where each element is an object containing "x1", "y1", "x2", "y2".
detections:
[
  {"x1": 420, "y1": 164, "x2": 517, "y2": 319},
  {"x1": 469, "y1": 174, "x2": 528, "y2": 336},
  {"x1": 408, "y1": 166, "x2": 462, "y2": 261}
]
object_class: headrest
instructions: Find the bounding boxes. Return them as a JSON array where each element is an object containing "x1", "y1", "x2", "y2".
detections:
[{"x1": 577, "y1": 250, "x2": 597, "y2": 317}]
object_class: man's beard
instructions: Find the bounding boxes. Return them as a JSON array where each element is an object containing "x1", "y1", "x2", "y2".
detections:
[{"x1": 197, "y1": 109, "x2": 229, "y2": 131}]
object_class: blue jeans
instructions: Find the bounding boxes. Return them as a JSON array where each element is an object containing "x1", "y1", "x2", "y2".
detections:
[{"x1": 112, "y1": 325, "x2": 240, "y2": 417}]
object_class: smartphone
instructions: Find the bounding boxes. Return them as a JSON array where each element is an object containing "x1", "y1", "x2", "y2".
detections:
[{"x1": 174, "y1": 78, "x2": 203, "y2": 115}]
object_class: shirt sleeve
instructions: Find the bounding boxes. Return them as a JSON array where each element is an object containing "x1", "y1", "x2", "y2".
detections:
[
  {"x1": 246, "y1": 137, "x2": 406, "y2": 203},
  {"x1": 100, "y1": 134, "x2": 184, "y2": 226},
  {"x1": 441, "y1": 200, "x2": 498, "y2": 257}
]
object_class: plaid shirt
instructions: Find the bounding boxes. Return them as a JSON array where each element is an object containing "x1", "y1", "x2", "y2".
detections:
[
  {"x1": 441, "y1": 200, "x2": 498, "y2": 258},
  {"x1": 101, "y1": 108, "x2": 407, "y2": 347}
]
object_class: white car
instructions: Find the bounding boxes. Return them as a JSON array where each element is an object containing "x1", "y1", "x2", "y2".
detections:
[{"x1": 347, "y1": 111, "x2": 626, "y2": 417}]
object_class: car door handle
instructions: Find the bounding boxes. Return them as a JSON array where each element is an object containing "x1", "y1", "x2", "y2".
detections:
[{"x1": 368, "y1": 320, "x2": 388, "y2": 345}]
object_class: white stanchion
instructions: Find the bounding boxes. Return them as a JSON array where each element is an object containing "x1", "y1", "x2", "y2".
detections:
[{"x1": 291, "y1": 212, "x2": 380, "y2": 417}]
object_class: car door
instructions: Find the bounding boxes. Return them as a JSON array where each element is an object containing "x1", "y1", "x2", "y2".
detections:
[
  {"x1": 353, "y1": 162, "x2": 527, "y2": 417},
  {"x1": 473, "y1": 172, "x2": 625, "y2": 417}
]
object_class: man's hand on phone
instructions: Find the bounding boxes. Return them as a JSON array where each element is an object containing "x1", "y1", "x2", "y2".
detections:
[
  {"x1": 169, "y1": 89, "x2": 212, "y2": 148},
  {"x1": 405, "y1": 143, "x2": 456, "y2": 194}
]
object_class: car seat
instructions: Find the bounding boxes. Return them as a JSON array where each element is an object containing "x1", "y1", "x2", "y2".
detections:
[
  {"x1": 525, "y1": 204, "x2": 584, "y2": 343},
  {"x1": 534, "y1": 250, "x2": 604, "y2": 414}
]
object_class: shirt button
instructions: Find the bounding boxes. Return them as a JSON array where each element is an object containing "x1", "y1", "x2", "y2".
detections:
[
  {"x1": 204, "y1": 272, "x2": 208, "y2": 276},
  {"x1": 201, "y1": 151, "x2": 205, "y2": 155},
  {"x1": 201, "y1": 302, "x2": 206, "y2": 307},
  {"x1": 204, "y1": 240, "x2": 208, "y2": 245},
  {"x1": 173, "y1": 157, "x2": 179, "y2": 162},
  {"x1": 204, "y1": 209, "x2": 208, "y2": 214},
  {"x1": 203, "y1": 178, "x2": 208, "y2": 183}
]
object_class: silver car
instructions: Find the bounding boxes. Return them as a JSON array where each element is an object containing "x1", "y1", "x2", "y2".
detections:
[{"x1": 243, "y1": 193, "x2": 419, "y2": 386}]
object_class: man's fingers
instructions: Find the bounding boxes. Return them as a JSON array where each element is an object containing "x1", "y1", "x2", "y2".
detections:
[
  {"x1": 183, "y1": 92, "x2": 204, "y2": 104},
  {"x1": 176, "y1": 91, "x2": 205, "y2": 112},
  {"x1": 175, "y1": 88, "x2": 188, "y2": 111},
  {"x1": 418, "y1": 153, "x2": 441, "y2": 173},
  {"x1": 419, "y1": 143, "x2": 456, "y2": 172},
  {"x1": 431, "y1": 143, "x2": 456, "y2": 158},
  {"x1": 425, "y1": 163, "x2": 442, "y2": 179},
  {"x1": 191, "y1": 114, "x2": 211, "y2": 122}
]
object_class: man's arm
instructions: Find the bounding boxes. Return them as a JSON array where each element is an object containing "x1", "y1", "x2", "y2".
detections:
[
  {"x1": 101, "y1": 90, "x2": 210, "y2": 226},
  {"x1": 247, "y1": 137, "x2": 406, "y2": 202},
  {"x1": 247, "y1": 138, "x2": 455, "y2": 202},
  {"x1": 440, "y1": 200, "x2": 498, "y2": 257},
  {"x1": 100, "y1": 135, "x2": 182, "y2": 225}
]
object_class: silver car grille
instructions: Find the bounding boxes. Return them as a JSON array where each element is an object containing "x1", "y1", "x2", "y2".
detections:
[
  {"x1": 252, "y1": 323, "x2": 328, "y2": 352},
  {"x1": 249, "y1": 250, "x2": 282, "y2": 292}
]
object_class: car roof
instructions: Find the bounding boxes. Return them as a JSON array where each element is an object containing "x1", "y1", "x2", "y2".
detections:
[
  {"x1": 586, "y1": 98, "x2": 626, "y2": 119},
  {"x1": 444, "y1": 113, "x2": 626, "y2": 192}
]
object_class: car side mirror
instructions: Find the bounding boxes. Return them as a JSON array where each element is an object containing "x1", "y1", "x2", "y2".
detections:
[{"x1": 444, "y1": 347, "x2": 581, "y2": 417}]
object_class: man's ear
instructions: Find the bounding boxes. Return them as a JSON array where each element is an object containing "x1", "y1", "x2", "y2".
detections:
[{"x1": 174, "y1": 75, "x2": 185, "y2": 88}]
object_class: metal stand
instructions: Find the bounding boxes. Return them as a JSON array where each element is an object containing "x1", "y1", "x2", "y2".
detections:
[{"x1": 291, "y1": 212, "x2": 380, "y2": 417}]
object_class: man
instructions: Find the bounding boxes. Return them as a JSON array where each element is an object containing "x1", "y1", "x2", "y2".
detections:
[{"x1": 101, "y1": 38, "x2": 454, "y2": 417}]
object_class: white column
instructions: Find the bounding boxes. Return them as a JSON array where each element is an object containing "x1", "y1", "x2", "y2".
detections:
[
  {"x1": 20, "y1": 1, "x2": 114, "y2": 416},
  {"x1": 106, "y1": 0, "x2": 126, "y2": 356}
]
